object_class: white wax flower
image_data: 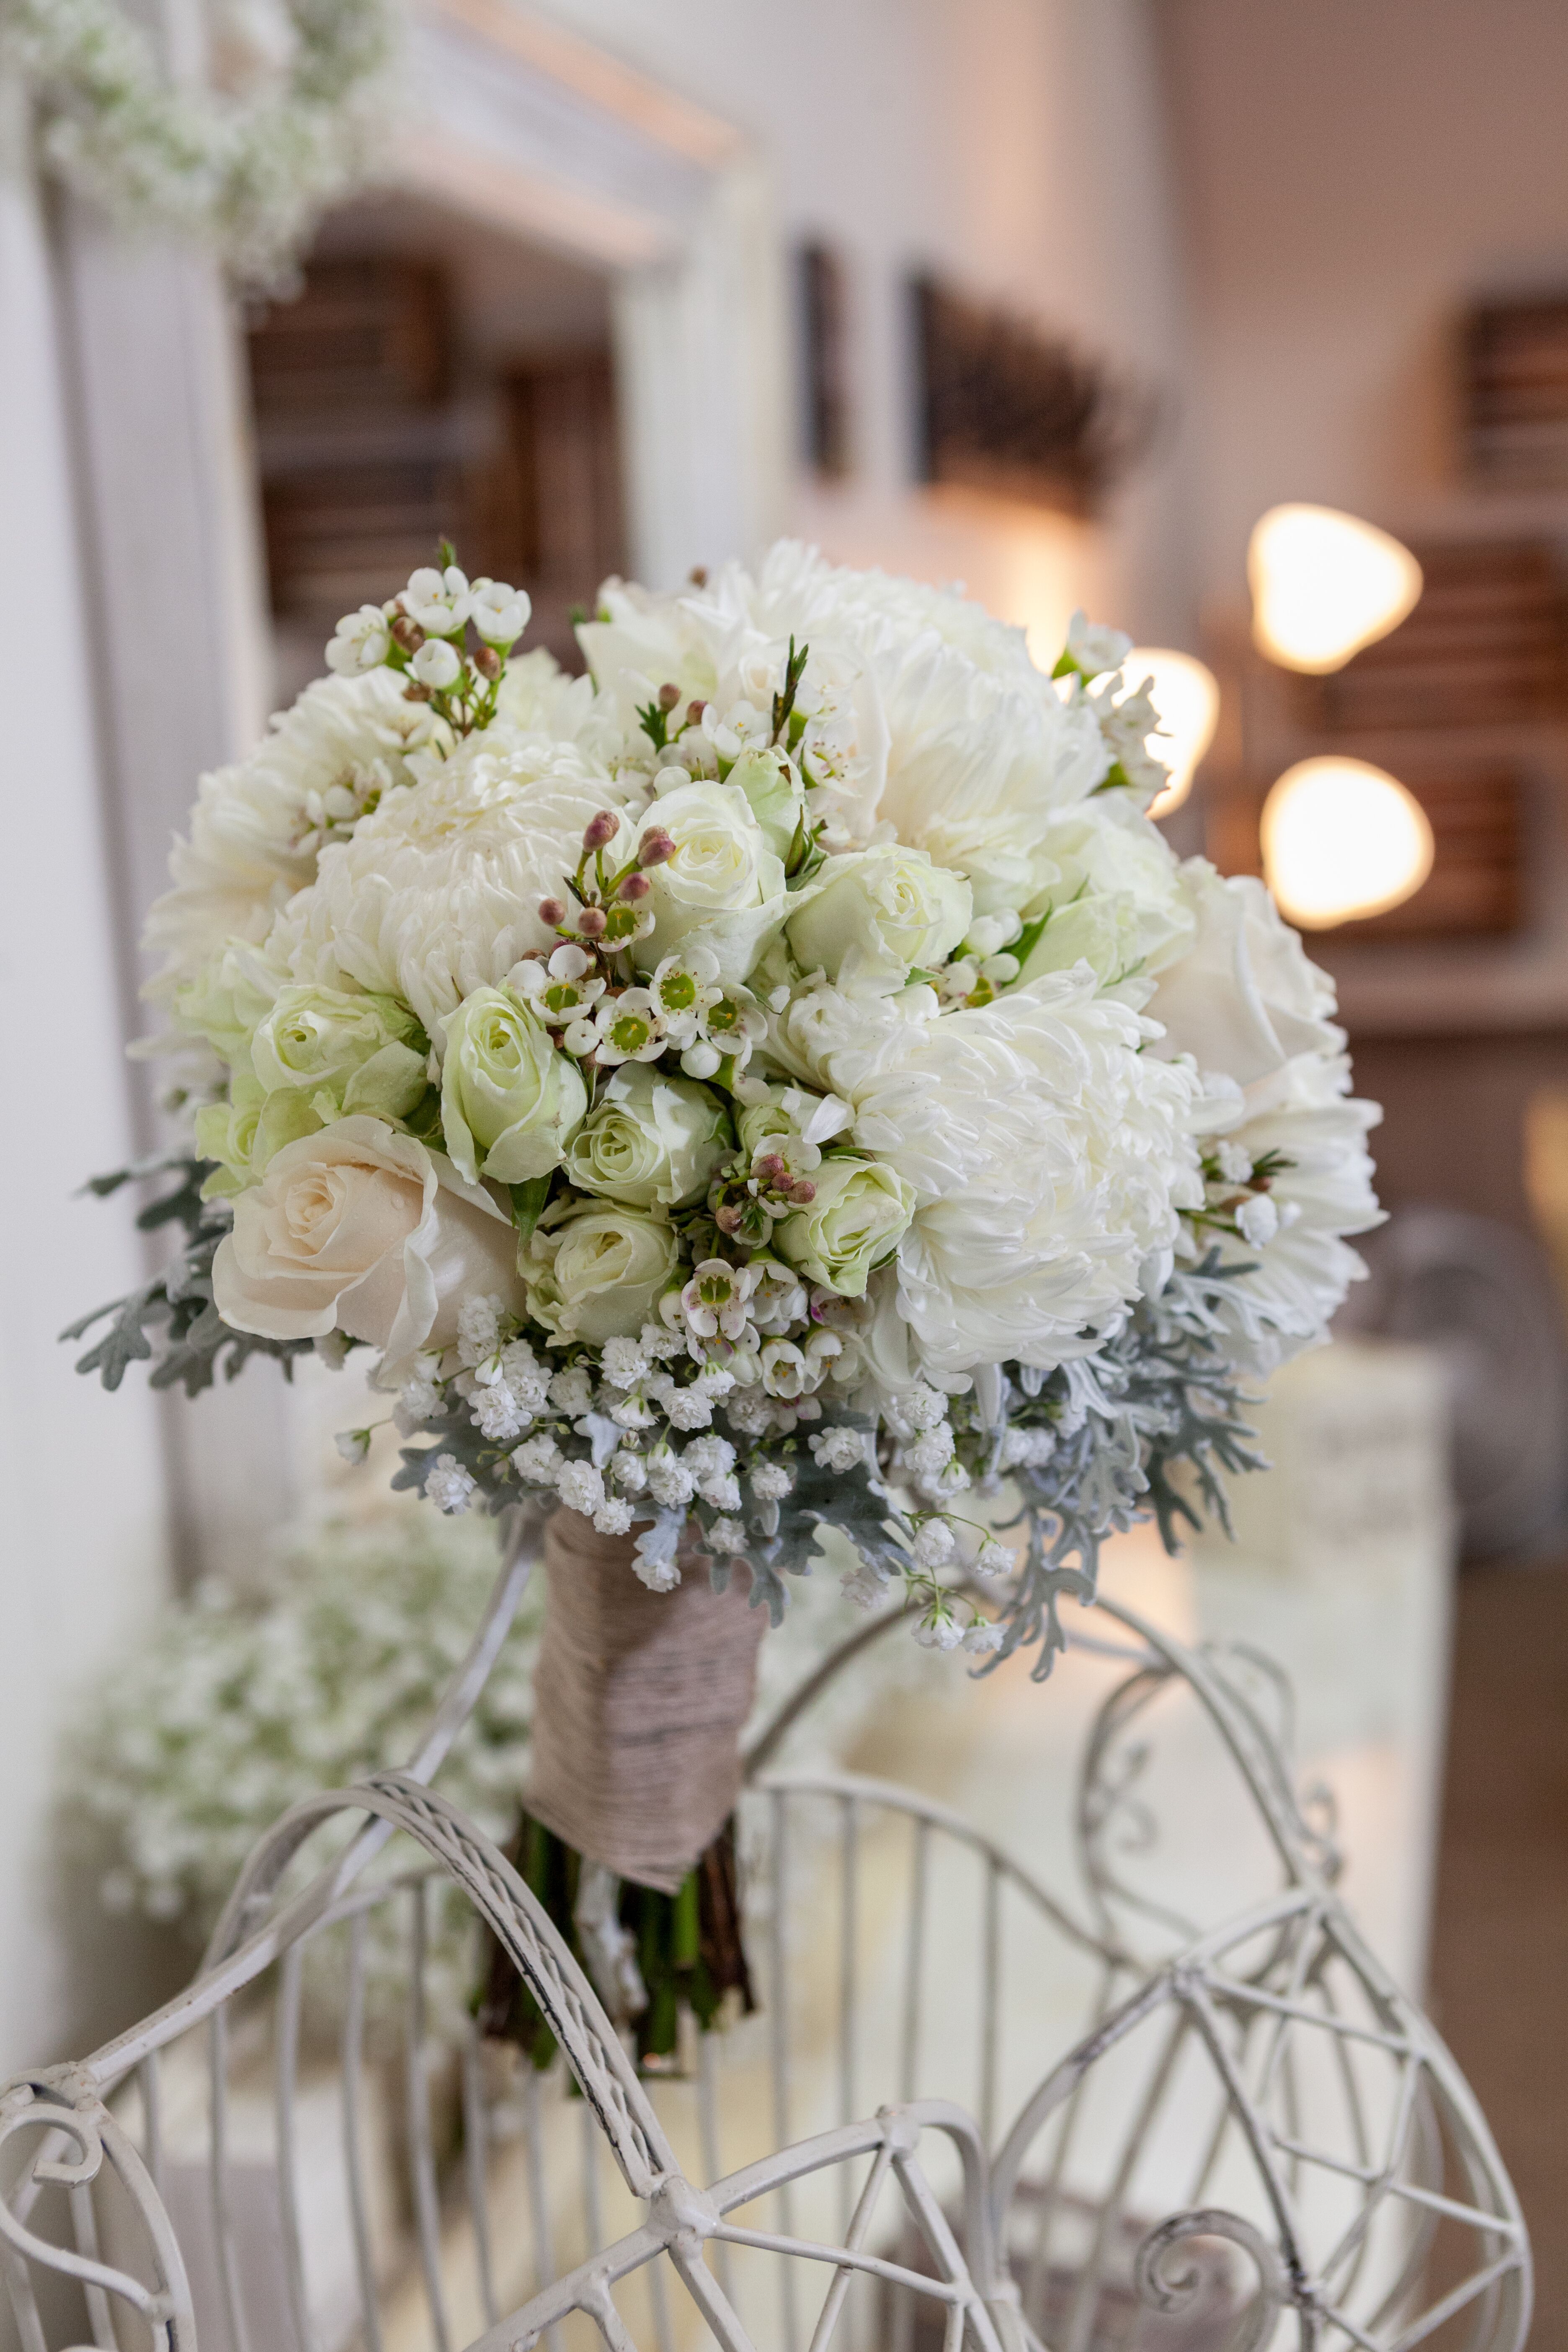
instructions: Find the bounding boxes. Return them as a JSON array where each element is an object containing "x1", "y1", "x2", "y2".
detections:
[
  {"x1": 325, "y1": 604, "x2": 391, "y2": 676},
  {"x1": 411, "y1": 638, "x2": 462, "y2": 691},
  {"x1": 471, "y1": 578, "x2": 531, "y2": 647},
  {"x1": 402, "y1": 564, "x2": 472, "y2": 636}
]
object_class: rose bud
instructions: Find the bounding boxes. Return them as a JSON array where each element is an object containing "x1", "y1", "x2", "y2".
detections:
[
  {"x1": 583, "y1": 809, "x2": 620, "y2": 853},
  {"x1": 639, "y1": 829, "x2": 676, "y2": 867},
  {"x1": 538, "y1": 897, "x2": 567, "y2": 926},
  {"x1": 577, "y1": 905, "x2": 609, "y2": 938},
  {"x1": 472, "y1": 643, "x2": 501, "y2": 680},
  {"x1": 788, "y1": 1180, "x2": 818, "y2": 1205},
  {"x1": 619, "y1": 870, "x2": 651, "y2": 900},
  {"x1": 658, "y1": 682, "x2": 681, "y2": 712}
]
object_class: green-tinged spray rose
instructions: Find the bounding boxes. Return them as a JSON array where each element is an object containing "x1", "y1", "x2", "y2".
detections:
[
  {"x1": 250, "y1": 985, "x2": 428, "y2": 1119},
  {"x1": 727, "y1": 745, "x2": 805, "y2": 863},
  {"x1": 175, "y1": 940, "x2": 285, "y2": 1067},
  {"x1": 564, "y1": 1063, "x2": 730, "y2": 1211},
  {"x1": 440, "y1": 987, "x2": 588, "y2": 1186},
  {"x1": 634, "y1": 780, "x2": 787, "y2": 979},
  {"x1": 784, "y1": 845, "x2": 972, "y2": 981},
  {"x1": 196, "y1": 1074, "x2": 335, "y2": 1195},
  {"x1": 523, "y1": 1205, "x2": 681, "y2": 1344},
  {"x1": 772, "y1": 1155, "x2": 916, "y2": 1297}
]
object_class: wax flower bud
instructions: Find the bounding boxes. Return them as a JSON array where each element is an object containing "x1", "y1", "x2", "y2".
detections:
[
  {"x1": 639, "y1": 830, "x2": 676, "y2": 868},
  {"x1": 539, "y1": 897, "x2": 567, "y2": 927},
  {"x1": 657, "y1": 682, "x2": 681, "y2": 712},
  {"x1": 577, "y1": 906, "x2": 608, "y2": 938},
  {"x1": 620, "y1": 871, "x2": 651, "y2": 901},
  {"x1": 583, "y1": 810, "x2": 620, "y2": 854}
]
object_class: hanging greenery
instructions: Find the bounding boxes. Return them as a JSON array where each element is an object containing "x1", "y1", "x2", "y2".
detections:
[{"x1": 1, "y1": 0, "x2": 395, "y2": 284}]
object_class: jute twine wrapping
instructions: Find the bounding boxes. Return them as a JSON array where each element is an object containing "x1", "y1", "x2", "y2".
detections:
[{"x1": 526, "y1": 1512, "x2": 767, "y2": 1893}]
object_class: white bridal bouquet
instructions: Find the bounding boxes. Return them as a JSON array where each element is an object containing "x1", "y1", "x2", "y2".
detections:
[{"x1": 72, "y1": 543, "x2": 1380, "y2": 1669}]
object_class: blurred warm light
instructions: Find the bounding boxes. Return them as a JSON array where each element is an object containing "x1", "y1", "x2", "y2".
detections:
[
  {"x1": 1261, "y1": 756, "x2": 1434, "y2": 928},
  {"x1": 1248, "y1": 504, "x2": 1422, "y2": 673},
  {"x1": 1124, "y1": 648, "x2": 1220, "y2": 817}
]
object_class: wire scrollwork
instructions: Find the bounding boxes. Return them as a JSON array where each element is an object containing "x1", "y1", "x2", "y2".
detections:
[
  {"x1": 1132, "y1": 2205, "x2": 1291, "y2": 2352},
  {"x1": 0, "y1": 2075, "x2": 195, "y2": 2352}
]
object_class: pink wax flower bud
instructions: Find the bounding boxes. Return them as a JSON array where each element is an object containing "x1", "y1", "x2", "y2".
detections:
[
  {"x1": 619, "y1": 870, "x2": 651, "y2": 901},
  {"x1": 686, "y1": 700, "x2": 708, "y2": 727},
  {"x1": 392, "y1": 614, "x2": 426, "y2": 652},
  {"x1": 639, "y1": 830, "x2": 676, "y2": 868},
  {"x1": 472, "y1": 644, "x2": 501, "y2": 680},
  {"x1": 788, "y1": 1180, "x2": 817, "y2": 1205},
  {"x1": 538, "y1": 897, "x2": 567, "y2": 926},
  {"x1": 583, "y1": 810, "x2": 619, "y2": 853},
  {"x1": 577, "y1": 906, "x2": 609, "y2": 938},
  {"x1": 658, "y1": 682, "x2": 681, "y2": 712},
  {"x1": 755, "y1": 1154, "x2": 788, "y2": 1184},
  {"x1": 714, "y1": 1202, "x2": 744, "y2": 1235}
]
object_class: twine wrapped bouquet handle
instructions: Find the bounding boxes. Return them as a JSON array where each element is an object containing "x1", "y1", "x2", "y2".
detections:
[{"x1": 526, "y1": 1513, "x2": 767, "y2": 1893}]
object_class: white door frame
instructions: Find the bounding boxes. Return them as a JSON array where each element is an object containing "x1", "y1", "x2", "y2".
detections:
[{"x1": 399, "y1": 0, "x2": 789, "y2": 588}]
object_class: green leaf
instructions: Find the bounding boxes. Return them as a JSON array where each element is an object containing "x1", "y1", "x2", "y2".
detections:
[{"x1": 508, "y1": 1175, "x2": 552, "y2": 1248}]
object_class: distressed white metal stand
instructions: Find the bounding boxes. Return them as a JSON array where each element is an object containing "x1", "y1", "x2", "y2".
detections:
[{"x1": 0, "y1": 1508, "x2": 1532, "y2": 2352}]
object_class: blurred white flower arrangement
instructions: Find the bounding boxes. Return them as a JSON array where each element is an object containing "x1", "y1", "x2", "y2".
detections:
[
  {"x1": 2, "y1": 0, "x2": 394, "y2": 285},
  {"x1": 61, "y1": 1506, "x2": 930, "y2": 2034}
]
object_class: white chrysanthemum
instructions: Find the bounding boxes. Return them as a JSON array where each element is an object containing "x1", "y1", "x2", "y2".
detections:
[
  {"x1": 142, "y1": 672, "x2": 435, "y2": 1002},
  {"x1": 580, "y1": 544, "x2": 1106, "y2": 903},
  {"x1": 1211, "y1": 1056, "x2": 1382, "y2": 1374},
  {"x1": 493, "y1": 645, "x2": 602, "y2": 745},
  {"x1": 781, "y1": 969, "x2": 1204, "y2": 1380},
  {"x1": 268, "y1": 729, "x2": 645, "y2": 1042},
  {"x1": 1147, "y1": 860, "x2": 1382, "y2": 1369}
]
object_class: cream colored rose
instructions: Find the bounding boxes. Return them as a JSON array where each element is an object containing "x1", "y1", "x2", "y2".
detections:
[
  {"x1": 785, "y1": 846, "x2": 971, "y2": 981},
  {"x1": 563, "y1": 1063, "x2": 730, "y2": 1210},
  {"x1": 634, "y1": 780, "x2": 787, "y2": 980},
  {"x1": 212, "y1": 1116, "x2": 521, "y2": 1371},
  {"x1": 440, "y1": 986, "x2": 588, "y2": 1186},
  {"x1": 523, "y1": 1203, "x2": 681, "y2": 1344}
]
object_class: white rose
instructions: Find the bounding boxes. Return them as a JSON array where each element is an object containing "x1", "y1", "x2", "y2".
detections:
[
  {"x1": 523, "y1": 1204, "x2": 682, "y2": 1344},
  {"x1": 212, "y1": 1116, "x2": 522, "y2": 1372},
  {"x1": 785, "y1": 846, "x2": 972, "y2": 981},
  {"x1": 440, "y1": 986, "x2": 588, "y2": 1185},
  {"x1": 772, "y1": 1155, "x2": 916, "y2": 1297},
  {"x1": 633, "y1": 780, "x2": 787, "y2": 981},
  {"x1": 1017, "y1": 802, "x2": 1195, "y2": 994},
  {"x1": 564, "y1": 1062, "x2": 730, "y2": 1210},
  {"x1": 1147, "y1": 861, "x2": 1341, "y2": 1103},
  {"x1": 726, "y1": 745, "x2": 805, "y2": 862}
]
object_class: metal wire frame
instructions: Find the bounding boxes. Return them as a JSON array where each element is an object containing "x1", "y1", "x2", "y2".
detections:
[{"x1": 0, "y1": 1540, "x2": 1534, "y2": 2352}]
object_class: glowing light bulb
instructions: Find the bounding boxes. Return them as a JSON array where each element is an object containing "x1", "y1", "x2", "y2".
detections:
[
  {"x1": 1123, "y1": 649, "x2": 1220, "y2": 818},
  {"x1": 1248, "y1": 504, "x2": 1422, "y2": 674},
  {"x1": 1261, "y1": 757, "x2": 1434, "y2": 930}
]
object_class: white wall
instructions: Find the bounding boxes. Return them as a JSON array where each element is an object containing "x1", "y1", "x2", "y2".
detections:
[
  {"x1": 0, "y1": 88, "x2": 171, "y2": 2069},
  {"x1": 1155, "y1": 0, "x2": 1568, "y2": 614},
  {"x1": 542, "y1": 0, "x2": 1193, "y2": 652}
]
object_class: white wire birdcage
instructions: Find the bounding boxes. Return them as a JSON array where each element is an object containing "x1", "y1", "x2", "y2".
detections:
[{"x1": 0, "y1": 1509, "x2": 1531, "y2": 2352}]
